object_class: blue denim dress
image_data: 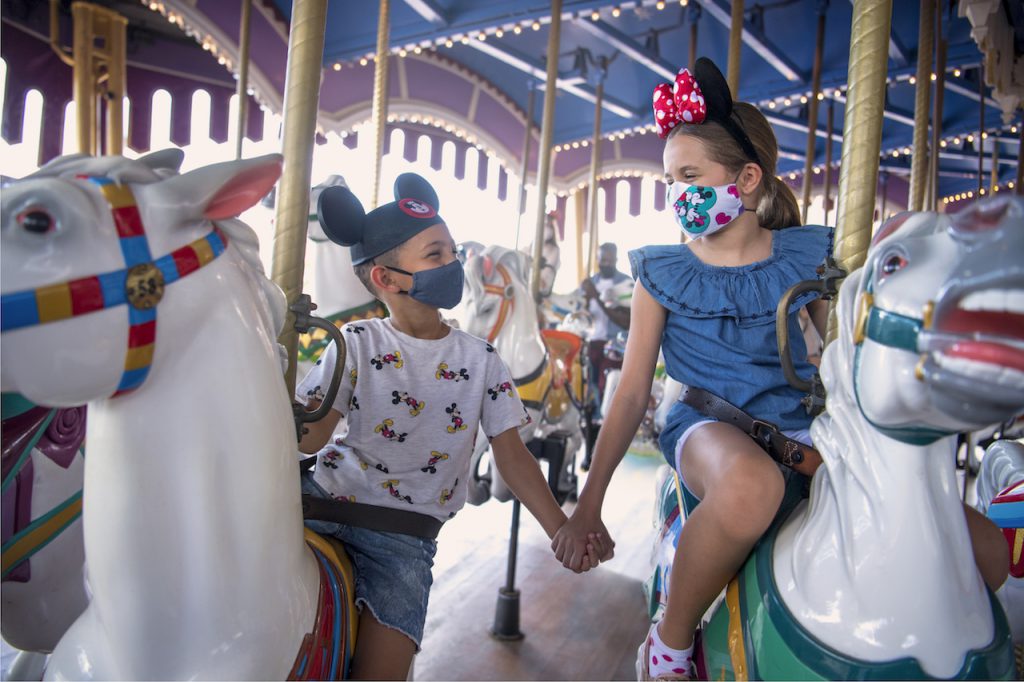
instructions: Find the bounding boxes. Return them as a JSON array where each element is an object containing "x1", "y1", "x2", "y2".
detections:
[{"x1": 628, "y1": 225, "x2": 834, "y2": 465}]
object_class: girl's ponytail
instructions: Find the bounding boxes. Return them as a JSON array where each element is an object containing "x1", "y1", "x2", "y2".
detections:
[{"x1": 757, "y1": 173, "x2": 801, "y2": 230}]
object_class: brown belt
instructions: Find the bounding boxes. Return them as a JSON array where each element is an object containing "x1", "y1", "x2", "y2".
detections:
[{"x1": 678, "y1": 385, "x2": 822, "y2": 477}]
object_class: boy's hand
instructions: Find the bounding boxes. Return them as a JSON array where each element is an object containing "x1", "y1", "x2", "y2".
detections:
[{"x1": 551, "y1": 509, "x2": 615, "y2": 573}]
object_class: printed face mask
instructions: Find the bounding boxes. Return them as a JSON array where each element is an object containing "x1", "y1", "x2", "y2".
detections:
[
  {"x1": 667, "y1": 180, "x2": 745, "y2": 239},
  {"x1": 386, "y1": 258, "x2": 465, "y2": 309}
]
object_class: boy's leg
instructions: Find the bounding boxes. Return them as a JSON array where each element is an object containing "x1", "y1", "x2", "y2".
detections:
[
  {"x1": 963, "y1": 503, "x2": 1009, "y2": 592},
  {"x1": 350, "y1": 611, "x2": 416, "y2": 681},
  {"x1": 660, "y1": 422, "x2": 785, "y2": 648}
]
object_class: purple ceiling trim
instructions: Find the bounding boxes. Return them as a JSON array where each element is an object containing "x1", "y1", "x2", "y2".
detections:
[
  {"x1": 477, "y1": 153, "x2": 488, "y2": 191},
  {"x1": 169, "y1": 86, "x2": 194, "y2": 146},
  {"x1": 601, "y1": 178, "x2": 618, "y2": 224},
  {"x1": 382, "y1": 128, "x2": 393, "y2": 156},
  {"x1": 207, "y1": 89, "x2": 231, "y2": 143},
  {"x1": 403, "y1": 131, "x2": 419, "y2": 163},
  {"x1": 315, "y1": 132, "x2": 328, "y2": 145},
  {"x1": 195, "y1": 0, "x2": 288, "y2": 94},
  {"x1": 654, "y1": 180, "x2": 667, "y2": 212},
  {"x1": 429, "y1": 137, "x2": 444, "y2": 170},
  {"x1": 129, "y1": 94, "x2": 153, "y2": 152},
  {"x1": 626, "y1": 177, "x2": 643, "y2": 217},
  {"x1": 469, "y1": 89, "x2": 525, "y2": 158},
  {"x1": 497, "y1": 167, "x2": 508, "y2": 202},
  {"x1": 452, "y1": 140, "x2": 467, "y2": 180},
  {"x1": 343, "y1": 132, "x2": 359, "y2": 149}
]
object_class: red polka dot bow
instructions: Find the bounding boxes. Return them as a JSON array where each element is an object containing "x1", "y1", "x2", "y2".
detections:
[{"x1": 652, "y1": 68, "x2": 707, "y2": 139}]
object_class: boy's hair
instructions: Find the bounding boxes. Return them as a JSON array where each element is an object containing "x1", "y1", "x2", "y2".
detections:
[
  {"x1": 353, "y1": 243, "x2": 404, "y2": 296},
  {"x1": 668, "y1": 102, "x2": 801, "y2": 230}
]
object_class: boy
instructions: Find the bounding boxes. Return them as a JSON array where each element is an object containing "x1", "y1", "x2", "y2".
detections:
[{"x1": 297, "y1": 173, "x2": 605, "y2": 680}]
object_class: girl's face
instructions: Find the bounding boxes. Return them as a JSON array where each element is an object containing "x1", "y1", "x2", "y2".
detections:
[{"x1": 662, "y1": 133, "x2": 735, "y2": 189}]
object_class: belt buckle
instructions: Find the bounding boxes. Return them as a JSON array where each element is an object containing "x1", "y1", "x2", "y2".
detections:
[{"x1": 750, "y1": 419, "x2": 778, "y2": 446}]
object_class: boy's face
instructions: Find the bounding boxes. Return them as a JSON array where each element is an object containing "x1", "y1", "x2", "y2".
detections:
[{"x1": 395, "y1": 223, "x2": 457, "y2": 273}]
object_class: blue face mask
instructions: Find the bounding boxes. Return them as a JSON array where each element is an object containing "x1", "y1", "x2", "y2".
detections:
[{"x1": 386, "y1": 259, "x2": 465, "y2": 309}]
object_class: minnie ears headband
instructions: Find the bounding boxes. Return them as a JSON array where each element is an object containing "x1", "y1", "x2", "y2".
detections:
[
  {"x1": 317, "y1": 172, "x2": 444, "y2": 265},
  {"x1": 652, "y1": 57, "x2": 762, "y2": 167}
]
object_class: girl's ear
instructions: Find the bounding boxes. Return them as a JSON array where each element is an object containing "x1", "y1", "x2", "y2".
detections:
[{"x1": 738, "y1": 162, "x2": 763, "y2": 196}]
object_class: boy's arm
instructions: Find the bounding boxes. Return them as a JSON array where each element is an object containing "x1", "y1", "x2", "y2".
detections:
[
  {"x1": 488, "y1": 428, "x2": 568, "y2": 539},
  {"x1": 296, "y1": 398, "x2": 344, "y2": 454}
]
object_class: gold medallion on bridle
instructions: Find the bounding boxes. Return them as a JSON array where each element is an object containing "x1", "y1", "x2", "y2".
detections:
[{"x1": 125, "y1": 263, "x2": 166, "y2": 310}]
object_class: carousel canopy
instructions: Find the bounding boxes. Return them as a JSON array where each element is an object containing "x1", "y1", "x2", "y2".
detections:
[{"x1": 2, "y1": 0, "x2": 1022, "y2": 208}]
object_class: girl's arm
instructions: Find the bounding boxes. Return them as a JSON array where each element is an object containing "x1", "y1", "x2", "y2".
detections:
[
  {"x1": 807, "y1": 298, "x2": 829, "y2": 340},
  {"x1": 296, "y1": 399, "x2": 343, "y2": 454},
  {"x1": 488, "y1": 428, "x2": 568, "y2": 539},
  {"x1": 552, "y1": 282, "x2": 667, "y2": 570}
]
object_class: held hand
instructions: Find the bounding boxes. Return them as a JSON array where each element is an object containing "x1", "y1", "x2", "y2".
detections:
[{"x1": 551, "y1": 508, "x2": 614, "y2": 573}]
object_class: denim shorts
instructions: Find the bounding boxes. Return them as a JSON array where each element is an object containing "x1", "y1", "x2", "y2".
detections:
[{"x1": 301, "y1": 473, "x2": 437, "y2": 648}]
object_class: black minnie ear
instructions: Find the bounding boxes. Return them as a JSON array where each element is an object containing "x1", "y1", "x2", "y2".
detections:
[
  {"x1": 317, "y1": 185, "x2": 366, "y2": 246},
  {"x1": 694, "y1": 57, "x2": 734, "y2": 123},
  {"x1": 394, "y1": 172, "x2": 439, "y2": 211}
]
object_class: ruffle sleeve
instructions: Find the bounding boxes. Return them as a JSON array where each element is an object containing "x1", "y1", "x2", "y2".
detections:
[{"x1": 628, "y1": 225, "x2": 833, "y2": 326}]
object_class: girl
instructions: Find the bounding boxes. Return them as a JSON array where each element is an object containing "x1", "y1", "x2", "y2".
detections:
[{"x1": 552, "y1": 58, "x2": 831, "y2": 680}]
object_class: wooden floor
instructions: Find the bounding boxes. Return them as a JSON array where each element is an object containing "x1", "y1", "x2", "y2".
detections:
[{"x1": 416, "y1": 451, "x2": 664, "y2": 681}]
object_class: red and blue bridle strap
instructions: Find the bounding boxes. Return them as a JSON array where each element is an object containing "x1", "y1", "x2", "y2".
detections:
[{"x1": 0, "y1": 176, "x2": 227, "y2": 397}]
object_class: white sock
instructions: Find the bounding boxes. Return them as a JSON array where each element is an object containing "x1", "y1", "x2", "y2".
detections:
[{"x1": 647, "y1": 623, "x2": 694, "y2": 678}]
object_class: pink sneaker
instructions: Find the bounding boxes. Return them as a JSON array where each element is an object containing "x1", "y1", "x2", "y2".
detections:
[{"x1": 635, "y1": 623, "x2": 693, "y2": 681}]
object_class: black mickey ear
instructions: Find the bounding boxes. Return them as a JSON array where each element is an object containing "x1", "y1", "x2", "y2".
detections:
[
  {"x1": 317, "y1": 185, "x2": 366, "y2": 246},
  {"x1": 394, "y1": 172, "x2": 439, "y2": 211},
  {"x1": 694, "y1": 57, "x2": 734, "y2": 123}
]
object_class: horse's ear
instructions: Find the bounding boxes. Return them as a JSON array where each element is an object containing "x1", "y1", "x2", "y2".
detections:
[
  {"x1": 137, "y1": 149, "x2": 185, "y2": 177},
  {"x1": 482, "y1": 255, "x2": 494, "y2": 279},
  {"x1": 153, "y1": 154, "x2": 283, "y2": 220}
]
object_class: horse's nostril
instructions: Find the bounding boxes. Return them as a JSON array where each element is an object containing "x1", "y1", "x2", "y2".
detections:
[{"x1": 19, "y1": 210, "x2": 54, "y2": 234}]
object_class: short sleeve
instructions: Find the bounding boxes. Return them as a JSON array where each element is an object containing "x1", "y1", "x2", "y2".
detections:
[
  {"x1": 295, "y1": 336, "x2": 355, "y2": 415},
  {"x1": 479, "y1": 349, "x2": 532, "y2": 439}
]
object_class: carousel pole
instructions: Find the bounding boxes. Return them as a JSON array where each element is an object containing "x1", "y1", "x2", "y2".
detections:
[
  {"x1": 928, "y1": 5, "x2": 946, "y2": 211},
  {"x1": 514, "y1": 84, "x2": 537, "y2": 251},
  {"x1": 823, "y1": 98, "x2": 835, "y2": 224},
  {"x1": 369, "y1": 0, "x2": 392, "y2": 208},
  {"x1": 726, "y1": 0, "x2": 744, "y2": 98},
  {"x1": 234, "y1": 0, "x2": 253, "y2": 160},
  {"x1": 270, "y1": 0, "x2": 328, "y2": 395},
  {"x1": 71, "y1": 3, "x2": 96, "y2": 154},
  {"x1": 688, "y1": 4, "x2": 700, "y2": 71},
  {"x1": 908, "y1": 0, "x2": 934, "y2": 211},
  {"x1": 529, "y1": 1, "x2": 563, "y2": 300},
  {"x1": 585, "y1": 77, "x2": 604, "y2": 278},
  {"x1": 1016, "y1": 124, "x2": 1023, "y2": 195},
  {"x1": 827, "y1": 0, "x2": 892, "y2": 345},
  {"x1": 990, "y1": 139, "x2": 998, "y2": 194},
  {"x1": 104, "y1": 10, "x2": 126, "y2": 156},
  {"x1": 575, "y1": 190, "x2": 587, "y2": 284},
  {"x1": 801, "y1": 3, "x2": 827, "y2": 224},
  {"x1": 977, "y1": 64, "x2": 985, "y2": 196}
]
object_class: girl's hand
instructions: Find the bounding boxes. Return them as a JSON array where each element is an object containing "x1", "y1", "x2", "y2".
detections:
[{"x1": 551, "y1": 509, "x2": 616, "y2": 572}]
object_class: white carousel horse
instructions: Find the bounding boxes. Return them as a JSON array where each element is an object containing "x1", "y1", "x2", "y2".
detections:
[
  {"x1": 461, "y1": 245, "x2": 585, "y2": 504},
  {"x1": 0, "y1": 152, "x2": 355, "y2": 679},
  {"x1": 652, "y1": 198, "x2": 1023, "y2": 679},
  {"x1": 1, "y1": 150, "x2": 186, "y2": 668},
  {"x1": 521, "y1": 212, "x2": 561, "y2": 299}
]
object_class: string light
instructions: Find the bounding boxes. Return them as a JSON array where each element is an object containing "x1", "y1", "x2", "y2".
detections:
[{"x1": 612, "y1": 6, "x2": 621, "y2": 18}]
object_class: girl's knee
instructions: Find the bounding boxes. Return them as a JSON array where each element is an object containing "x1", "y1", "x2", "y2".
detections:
[{"x1": 707, "y1": 460, "x2": 784, "y2": 541}]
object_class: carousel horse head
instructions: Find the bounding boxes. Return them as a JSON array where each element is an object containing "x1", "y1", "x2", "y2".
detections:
[
  {"x1": 1, "y1": 151, "x2": 284, "y2": 406},
  {"x1": 833, "y1": 195, "x2": 1024, "y2": 442},
  {"x1": 462, "y1": 244, "x2": 538, "y2": 349}
]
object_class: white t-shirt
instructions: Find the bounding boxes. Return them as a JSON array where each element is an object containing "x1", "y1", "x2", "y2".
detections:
[
  {"x1": 587, "y1": 272, "x2": 634, "y2": 341},
  {"x1": 297, "y1": 318, "x2": 531, "y2": 521}
]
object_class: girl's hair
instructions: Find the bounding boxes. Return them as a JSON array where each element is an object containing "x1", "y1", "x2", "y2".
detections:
[{"x1": 668, "y1": 102, "x2": 801, "y2": 229}]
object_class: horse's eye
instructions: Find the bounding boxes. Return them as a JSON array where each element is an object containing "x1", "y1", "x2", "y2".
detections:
[
  {"x1": 881, "y1": 253, "x2": 906, "y2": 275},
  {"x1": 18, "y1": 209, "x2": 54, "y2": 234}
]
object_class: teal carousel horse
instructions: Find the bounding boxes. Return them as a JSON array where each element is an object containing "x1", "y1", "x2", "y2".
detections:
[{"x1": 650, "y1": 197, "x2": 1023, "y2": 680}]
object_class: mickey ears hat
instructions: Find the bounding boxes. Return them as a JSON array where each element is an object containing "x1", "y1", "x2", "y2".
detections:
[
  {"x1": 652, "y1": 57, "x2": 762, "y2": 166},
  {"x1": 317, "y1": 173, "x2": 445, "y2": 264}
]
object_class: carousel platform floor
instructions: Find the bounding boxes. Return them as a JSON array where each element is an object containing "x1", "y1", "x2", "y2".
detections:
[{"x1": 416, "y1": 450, "x2": 663, "y2": 681}]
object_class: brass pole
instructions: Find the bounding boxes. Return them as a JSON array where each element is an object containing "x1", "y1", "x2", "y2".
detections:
[
  {"x1": 801, "y1": 8, "x2": 827, "y2": 223},
  {"x1": 585, "y1": 79, "x2": 604, "y2": 279},
  {"x1": 72, "y1": 2, "x2": 96, "y2": 154},
  {"x1": 989, "y1": 139, "x2": 998, "y2": 194},
  {"x1": 827, "y1": 0, "x2": 893, "y2": 345},
  {"x1": 270, "y1": 0, "x2": 328, "y2": 395},
  {"x1": 688, "y1": 6, "x2": 699, "y2": 71},
  {"x1": 530, "y1": 1, "x2": 563, "y2": 300},
  {"x1": 234, "y1": 0, "x2": 253, "y2": 160},
  {"x1": 48, "y1": 0, "x2": 74, "y2": 66},
  {"x1": 726, "y1": 0, "x2": 744, "y2": 98},
  {"x1": 370, "y1": 0, "x2": 391, "y2": 208},
  {"x1": 908, "y1": 0, "x2": 934, "y2": 211},
  {"x1": 574, "y1": 190, "x2": 586, "y2": 284},
  {"x1": 928, "y1": 13, "x2": 946, "y2": 211},
  {"x1": 104, "y1": 10, "x2": 127, "y2": 155},
  {"x1": 978, "y1": 64, "x2": 985, "y2": 196},
  {"x1": 1016, "y1": 124, "x2": 1023, "y2": 195},
  {"x1": 823, "y1": 98, "x2": 834, "y2": 224},
  {"x1": 514, "y1": 85, "x2": 536, "y2": 251}
]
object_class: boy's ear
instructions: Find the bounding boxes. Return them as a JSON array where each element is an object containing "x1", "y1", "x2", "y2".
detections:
[{"x1": 369, "y1": 264, "x2": 399, "y2": 293}]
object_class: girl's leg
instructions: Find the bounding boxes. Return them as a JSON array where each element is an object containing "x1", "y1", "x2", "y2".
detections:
[
  {"x1": 350, "y1": 610, "x2": 416, "y2": 680},
  {"x1": 963, "y1": 503, "x2": 1009, "y2": 592},
  {"x1": 660, "y1": 422, "x2": 785, "y2": 649}
]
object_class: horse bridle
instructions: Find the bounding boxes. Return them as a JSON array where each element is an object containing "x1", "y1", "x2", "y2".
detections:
[
  {"x1": 1, "y1": 176, "x2": 228, "y2": 397},
  {"x1": 482, "y1": 263, "x2": 515, "y2": 343}
]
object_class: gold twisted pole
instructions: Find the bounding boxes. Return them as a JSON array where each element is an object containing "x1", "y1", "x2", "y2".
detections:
[
  {"x1": 827, "y1": 0, "x2": 893, "y2": 345},
  {"x1": 586, "y1": 78, "x2": 603, "y2": 278},
  {"x1": 271, "y1": 0, "x2": 328, "y2": 395},
  {"x1": 908, "y1": 0, "x2": 934, "y2": 211},
  {"x1": 530, "y1": 0, "x2": 563, "y2": 300},
  {"x1": 234, "y1": 0, "x2": 253, "y2": 160},
  {"x1": 726, "y1": 0, "x2": 744, "y2": 98},
  {"x1": 370, "y1": 0, "x2": 391, "y2": 208}
]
